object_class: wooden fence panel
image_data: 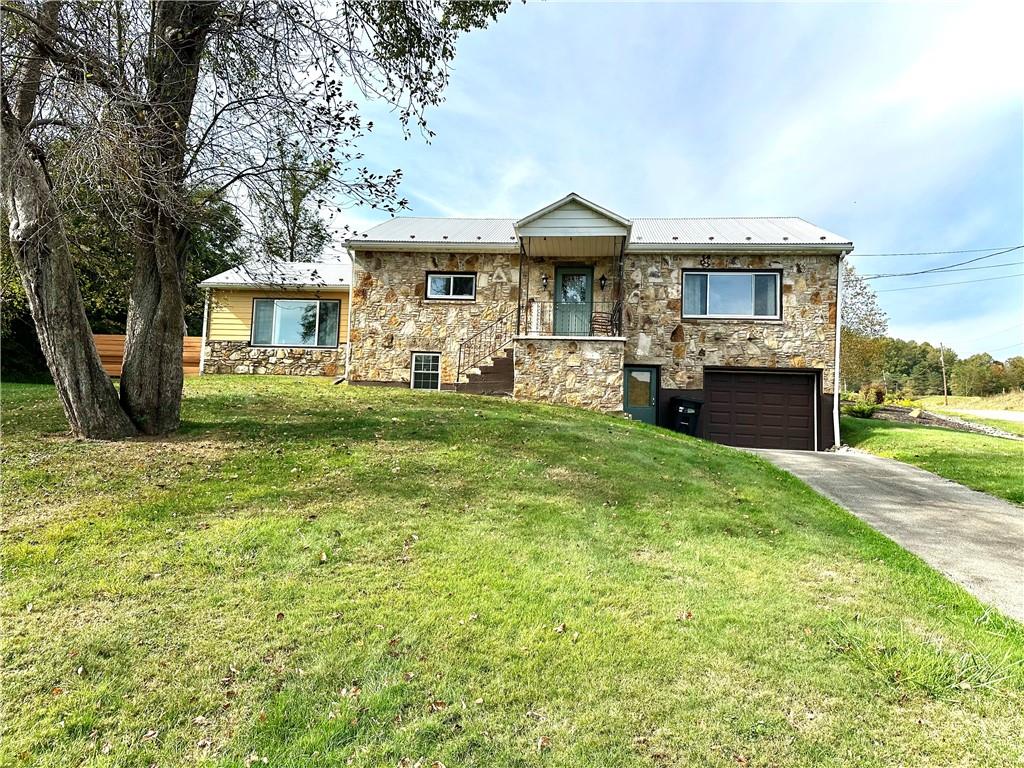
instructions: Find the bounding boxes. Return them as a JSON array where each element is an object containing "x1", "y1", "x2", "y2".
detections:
[{"x1": 93, "y1": 335, "x2": 202, "y2": 377}]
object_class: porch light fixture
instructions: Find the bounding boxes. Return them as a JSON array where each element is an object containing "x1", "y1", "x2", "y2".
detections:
[
  {"x1": 541, "y1": 273, "x2": 549, "y2": 290},
  {"x1": 599, "y1": 274, "x2": 608, "y2": 291}
]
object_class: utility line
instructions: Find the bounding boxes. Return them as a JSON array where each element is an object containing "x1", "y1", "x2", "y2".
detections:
[
  {"x1": 853, "y1": 245, "x2": 1022, "y2": 257},
  {"x1": 864, "y1": 245, "x2": 1023, "y2": 279},
  {"x1": 868, "y1": 260, "x2": 1021, "y2": 278},
  {"x1": 988, "y1": 341, "x2": 1024, "y2": 353},
  {"x1": 875, "y1": 272, "x2": 1024, "y2": 292},
  {"x1": 960, "y1": 323, "x2": 1024, "y2": 344}
]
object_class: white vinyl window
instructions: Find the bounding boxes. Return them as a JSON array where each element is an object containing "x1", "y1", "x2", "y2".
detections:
[
  {"x1": 410, "y1": 352, "x2": 441, "y2": 390},
  {"x1": 426, "y1": 272, "x2": 476, "y2": 300},
  {"x1": 682, "y1": 271, "x2": 780, "y2": 319},
  {"x1": 251, "y1": 299, "x2": 340, "y2": 347}
]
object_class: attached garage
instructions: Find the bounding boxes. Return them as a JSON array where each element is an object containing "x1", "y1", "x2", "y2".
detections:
[{"x1": 703, "y1": 369, "x2": 818, "y2": 451}]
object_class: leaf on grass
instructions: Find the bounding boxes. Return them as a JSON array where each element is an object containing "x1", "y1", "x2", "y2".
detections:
[
  {"x1": 428, "y1": 700, "x2": 447, "y2": 713},
  {"x1": 537, "y1": 736, "x2": 551, "y2": 751},
  {"x1": 553, "y1": 623, "x2": 566, "y2": 634}
]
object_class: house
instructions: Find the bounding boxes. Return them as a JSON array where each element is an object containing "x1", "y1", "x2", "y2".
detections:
[
  {"x1": 198, "y1": 261, "x2": 350, "y2": 376},
  {"x1": 199, "y1": 193, "x2": 851, "y2": 451}
]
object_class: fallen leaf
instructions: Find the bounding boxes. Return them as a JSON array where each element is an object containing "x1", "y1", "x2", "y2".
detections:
[
  {"x1": 428, "y1": 700, "x2": 447, "y2": 713},
  {"x1": 553, "y1": 623, "x2": 566, "y2": 634},
  {"x1": 276, "y1": 612, "x2": 285, "y2": 621},
  {"x1": 537, "y1": 735, "x2": 551, "y2": 751},
  {"x1": 142, "y1": 729, "x2": 159, "y2": 741},
  {"x1": 319, "y1": 552, "x2": 328, "y2": 563},
  {"x1": 474, "y1": 697, "x2": 484, "y2": 705}
]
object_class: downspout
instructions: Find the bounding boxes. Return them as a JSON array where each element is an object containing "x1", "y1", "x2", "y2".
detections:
[
  {"x1": 344, "y1": 249, "x2": 355, "y2": 380},
  {"x1": 199, "y1": 288, "x2": 210, "y2": 375},
  {"x1": 832, "y1": 251, "x2": 847, "y2": 448}
]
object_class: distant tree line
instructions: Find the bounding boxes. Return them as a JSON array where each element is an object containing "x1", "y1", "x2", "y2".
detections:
[{"x1": 841, "y1": 263, "x2": 1023, "y2": 398}]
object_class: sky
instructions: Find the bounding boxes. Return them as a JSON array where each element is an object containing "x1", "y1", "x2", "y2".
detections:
[{"x1": 332, "y1": 1, "x2": 1023, "y2": 359}]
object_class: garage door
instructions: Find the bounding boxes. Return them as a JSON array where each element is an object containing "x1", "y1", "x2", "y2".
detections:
[{"x1": 704, "y1": 370, "x2": 816, "y2": 450}]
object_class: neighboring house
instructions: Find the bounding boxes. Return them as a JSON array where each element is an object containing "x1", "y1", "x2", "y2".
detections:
[
  {"x1": 198, "y1": 261, "x2": 350, "y2": 376},
  {"x1": 199, "y1": 193, "x2": 851, "y2": 451}
]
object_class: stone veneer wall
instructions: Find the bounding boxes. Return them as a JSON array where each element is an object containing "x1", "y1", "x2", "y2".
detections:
[
  {"x1": 513, "y1": 338, "x2": 624, "y2": 412},
  {"x1": 621, "y1": 253, "x2": 839, "y2": 393},
  {"x1": 348, "y1": 251, "x2": 520, "y2": 385},
  {"x1": 203, "y1": 340, "x2": 344, "y2": 376}
]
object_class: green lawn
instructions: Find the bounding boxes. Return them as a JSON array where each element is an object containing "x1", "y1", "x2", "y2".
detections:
[
  {"x1": 3, "y1": 378, "x2": 1023, "y2": 768},
  {"x1": 841, "y1": 417, "x2": 1024, "y2": 505},
  {"x1": 916, "y1": 393, "x2": 1024, "y2": 411}
]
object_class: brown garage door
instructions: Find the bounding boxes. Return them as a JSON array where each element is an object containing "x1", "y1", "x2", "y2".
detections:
[{"x1": 704, "y1": 370, "x2": 816, "y2": 450}]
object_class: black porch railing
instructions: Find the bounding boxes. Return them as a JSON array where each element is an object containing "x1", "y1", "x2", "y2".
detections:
[
  {"x1": 456, "y1": 308, "x2": 518, "y2": 378},
  {"x1": 523, "y1": 300, "x2": 623, "y2": 337}
]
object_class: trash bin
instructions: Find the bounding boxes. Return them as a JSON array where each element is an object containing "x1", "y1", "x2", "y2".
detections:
[{"x1": 669, "y1": 397, "x2": 702, "y2": 436}]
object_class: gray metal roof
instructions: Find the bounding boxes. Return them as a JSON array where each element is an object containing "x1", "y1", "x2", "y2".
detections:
[
  {"x1": 200, "y1": 260, "x2": 350, "y2": 290},
  {"x1": 630, "y1": 217, "x2": 851, "y2": 247},
  {"x1": 350, "y1": 207, "x2": 851, "y2": 250}
]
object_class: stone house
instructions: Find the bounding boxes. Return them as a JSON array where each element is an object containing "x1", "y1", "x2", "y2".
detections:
[{"x1": 200, "y1": 194, "x2": 852, "y2": 451}]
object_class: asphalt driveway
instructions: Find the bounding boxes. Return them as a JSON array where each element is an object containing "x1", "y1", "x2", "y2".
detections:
[{"x1": 753, "y1": 448, "x2": 1024, "y2": 622}]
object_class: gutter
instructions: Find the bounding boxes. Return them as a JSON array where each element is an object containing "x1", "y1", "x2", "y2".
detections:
[
  {"x1": 199, "y1": 288, "x2": 210, "y2": 375},
  {"x1": 832, "y1": 251, "x2": 847, "y2": 447}
]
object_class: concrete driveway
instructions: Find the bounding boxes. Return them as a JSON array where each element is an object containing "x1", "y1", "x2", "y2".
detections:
[{"x1": 753, "y1": 448, "x2": 1024, "y2": 622}]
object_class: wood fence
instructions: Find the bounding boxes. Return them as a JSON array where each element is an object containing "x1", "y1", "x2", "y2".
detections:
[{"x1": 94, "y1": 335, "x2": 203, "y2": 377}]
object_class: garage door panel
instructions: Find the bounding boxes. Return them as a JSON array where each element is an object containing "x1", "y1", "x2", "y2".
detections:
[{"x1": 704, "y1": 370, "x2": 815, "y2": 450}]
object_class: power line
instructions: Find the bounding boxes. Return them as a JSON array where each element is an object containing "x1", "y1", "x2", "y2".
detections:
[
  {"x1": 868, "y1": 260, "x2": 1021, "y2": 278},
  {"x1": 864, "y1": 245, "x2": 1023, "y2": 279},
  {"x1": 960, "y1": 323, "x2": 1024, "y2": 344},
  {"x1": 988, "y1": 341, "x2": 1024, "y2": 353},
  {"x1": 852, "y1": 245, "x2": 1022, "y2": 258},
  {"x1": 875, "y1": 272, "x2": 1024, "y2": 292}
]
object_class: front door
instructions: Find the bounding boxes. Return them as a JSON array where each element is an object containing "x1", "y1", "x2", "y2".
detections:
[
  {"x1": 624, "y1": 365, "x2": 659, "y2": 424},
  {"x1": 554, "y1": 267, "x2": 593, "y2": 335}
]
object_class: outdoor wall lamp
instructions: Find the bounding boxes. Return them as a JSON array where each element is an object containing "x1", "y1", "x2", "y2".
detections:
[
  {"x1": 541, "y1": 273, "x2": 549, "y2": 290},
  {"x1": 599, "y1": 274, "x2": 608, "y2": 291}
]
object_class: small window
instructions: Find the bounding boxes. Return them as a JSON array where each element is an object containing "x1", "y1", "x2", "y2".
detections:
[
  {"x1": 251, "y1": 299, "x2": 341, "y2": 347},
  {"x1": 411, "y1": 352, "x2": 441, "y2": 390},
  {"x1": 682, "y1": 271, "x2": 780, "y2": 319},
  {"x1": 426, "y1": 272, "x2": 476, "y2": 300}
]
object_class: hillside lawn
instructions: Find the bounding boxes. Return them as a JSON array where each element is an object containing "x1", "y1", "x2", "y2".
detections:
[
  {"x1": 3, "y1": 377, "x2": 1023, "y2": 767},
  {"x1": 841, "y1": 417, "x2": 1024, "y2": 505},
  {"x1": 916, "y1": 392, "x2": 1024, "y2": 411}
]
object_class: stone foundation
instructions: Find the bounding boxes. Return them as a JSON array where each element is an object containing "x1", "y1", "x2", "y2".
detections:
[
  {"x1": 203, "y1": 341, "x2": 345, "y2": 376},
  {"x1": 513, "y1": 337, "x2": 624, "y2": 412}
]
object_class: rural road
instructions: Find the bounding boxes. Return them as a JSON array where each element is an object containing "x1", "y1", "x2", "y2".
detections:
[
  {"x1": 753, "y1": 448, "x2": 1024, "y2": 622},
  {"x1": 948, "y1": 408, "x2": 1024, "y2": 423}
]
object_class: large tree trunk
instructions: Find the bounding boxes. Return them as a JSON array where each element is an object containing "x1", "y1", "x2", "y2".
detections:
[
  {"x1": 1, "y1": 119, "x2": 137, "y2": 439},
  {"x1": 119, "y1": 0, "x2": 218, "y2": 433}
]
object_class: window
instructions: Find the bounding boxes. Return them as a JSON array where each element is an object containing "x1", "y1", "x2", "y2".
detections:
[
  {"x1": 411, "y1": 352, "x2": 441, "y2": 390},
  {"x1": 426, "y1": 272, "x2": 476, "y2": 300},
  {"x1": 251, "y1": 299, "x2": 340, "y2": 347},
  {"x1": 682, "y1": 271, "x2": 780, "y2": 319}
]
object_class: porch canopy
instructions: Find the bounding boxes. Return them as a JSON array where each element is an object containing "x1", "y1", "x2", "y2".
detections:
[{"x1": 515, "y1": 193, "x2": 630, "y2": 260}]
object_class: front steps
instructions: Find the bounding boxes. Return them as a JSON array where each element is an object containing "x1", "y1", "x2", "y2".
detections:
[{"x1": 457, "y1": 349, "x2": 514, "y2": 396}]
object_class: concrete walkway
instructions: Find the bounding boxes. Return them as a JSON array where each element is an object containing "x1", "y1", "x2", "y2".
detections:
[{"x1": 753, "y1": 448, "x2": 1024, "y2": 622}]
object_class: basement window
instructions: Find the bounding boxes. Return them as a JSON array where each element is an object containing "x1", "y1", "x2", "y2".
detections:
[
  {"x1": 426, "y1": 272, "x2": 476, "y2": 300},
  {"x1": 411, "y1": 352, "x2": 442, "y2": 390},
  {"x1": 251, "y1": 299, "x2": 340, "y2": 347},
  {"x1": 682, "y1": 271, "x2": 780, "y2": 319}
]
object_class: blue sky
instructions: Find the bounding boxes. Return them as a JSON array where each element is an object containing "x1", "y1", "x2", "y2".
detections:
[{"x1": 335, "y1": 1, "x2": 1023, "y2": 358}]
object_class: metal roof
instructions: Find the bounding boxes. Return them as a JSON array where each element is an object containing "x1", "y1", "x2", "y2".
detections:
[
  {"x1": 630, "y1": 217, "x2": 851, "y2": 247},
  {"x1": 349, "y1": 201, "x2": 851, "y2": 251},
  {"x1": 200, "y1": 260, "x2": 350, "y2": 290}
]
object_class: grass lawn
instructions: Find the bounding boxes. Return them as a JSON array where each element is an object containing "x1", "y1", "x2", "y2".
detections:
[
  {"x1": 841, "y1": 417, "x2": 1024, "y2": 505},
  {"x1": 916, "y1": 392, "x2": 1024, "y2": 411},
  {"x1": 3, "y1": 378, "x2": 1023, "y2": 767}
]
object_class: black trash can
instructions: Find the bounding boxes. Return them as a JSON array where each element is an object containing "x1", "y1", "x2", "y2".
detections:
[{"x1": 669, "y1": 397, "x2": 702, "y2": 436}]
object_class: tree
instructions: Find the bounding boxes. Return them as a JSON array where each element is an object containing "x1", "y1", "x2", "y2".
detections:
[
  {"x1": 951, "y1": 353, "x2": 1000, "y2": 396},
  {"x1": 840, "y1": 262, "x2": 888, "y2": 392},
  {"x1": 258, "y1": 135, "x2": 332, "y2": 263},
  {"x1": 2, "y1": 0, "x2": 508, "y2": 438}
]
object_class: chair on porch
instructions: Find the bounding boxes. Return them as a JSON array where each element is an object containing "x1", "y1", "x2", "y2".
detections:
[{"x1": 590, "y1": 300, "x2": 623, "y2": 336}]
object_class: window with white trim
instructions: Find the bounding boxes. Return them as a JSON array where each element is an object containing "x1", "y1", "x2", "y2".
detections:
[
  {"x1": 682, "y1": 271, "x2": 780, "y2": 319},
  {"x1": 426, "y1": 272, "x2": 476, "y2": 300},
  {"x1": 251, "y1": 299, "x2": 340, "y2": 347},
  {"x1": 410, "y1": 352, "x2": 441, "y2": 390}
]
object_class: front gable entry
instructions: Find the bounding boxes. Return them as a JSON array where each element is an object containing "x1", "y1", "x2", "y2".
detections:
[{"x1": 515, "y1": 193, "x2": 630, "y2": 238}]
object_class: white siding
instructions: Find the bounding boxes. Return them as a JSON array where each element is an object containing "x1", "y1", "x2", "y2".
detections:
[{"x1": 517, "y1": 200, "x2": 629, "y2": 238}]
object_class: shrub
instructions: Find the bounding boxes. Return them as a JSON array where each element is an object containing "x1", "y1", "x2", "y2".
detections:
[
  {"x1": 860, "y1": 382, "x2": 886, "y2": 404},
  {"x1": 842, "y1": 402, "x2": 880, "y2": 418}
]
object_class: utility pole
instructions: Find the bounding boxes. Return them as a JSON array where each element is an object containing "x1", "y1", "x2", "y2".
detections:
[{"x1": 939, "y1": 343, "x2": 949, "y2": 405}]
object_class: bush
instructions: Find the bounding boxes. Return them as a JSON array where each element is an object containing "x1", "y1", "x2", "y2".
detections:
[
  {"x1": 842, "y1": 402, "x2": 880, "y2": 418},
  {"x1": 860, "y1": 382, "x2": 886, "y2": 404}
]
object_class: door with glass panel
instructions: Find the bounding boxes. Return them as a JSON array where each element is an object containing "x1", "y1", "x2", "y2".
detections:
[
  {"x1": 554, "y1": 267, "x2": 593, "y2": 335},
  {"x1": 623, "y1": 365, "x2": 658, "y2": 424}
]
